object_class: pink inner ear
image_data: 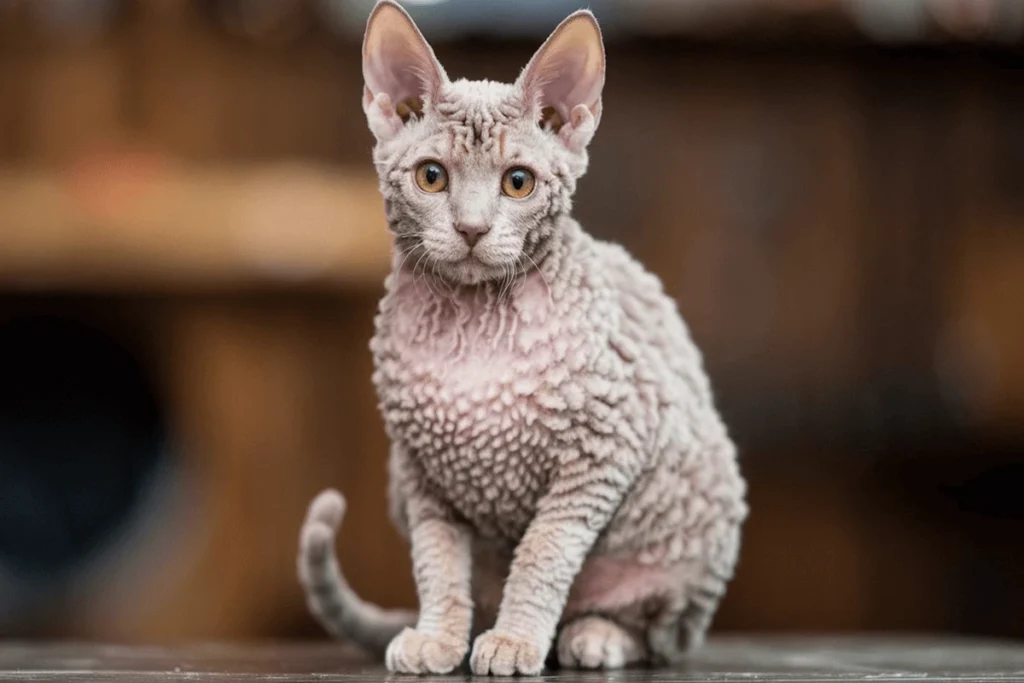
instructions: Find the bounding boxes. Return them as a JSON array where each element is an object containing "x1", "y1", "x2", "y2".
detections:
[
  {"x1": 537, "y1": 50, "x2": 599, "y2": 123},
  {"x1": 365, "y1": 41, "x2": 425, "y2": 105},
  {"x1": 520, "y1": 14, "x2": 605, "y2": 129},
  {"x1": 363, "y1": 5, "x2": 446, "y2": 108}
]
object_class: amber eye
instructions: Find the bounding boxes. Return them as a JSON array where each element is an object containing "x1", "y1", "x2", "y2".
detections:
[
  {"x1": 501, "y1": 167, "x2": 535, "y2": 199},
  {"x1": 415, "y1": 161, "x2": 448, "y2": 193}
]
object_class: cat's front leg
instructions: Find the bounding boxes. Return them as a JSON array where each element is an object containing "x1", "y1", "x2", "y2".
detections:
[
  {"x1": 470, "y1": 457, "x2": 637, "y2": 676},
  {"x1": 387, "y1": 455, "x2": 474, "y2": 674}
]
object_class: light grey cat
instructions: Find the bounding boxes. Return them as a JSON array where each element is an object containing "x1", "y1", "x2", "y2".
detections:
[{"x1": 298, "y1": 0, "x2": 748, "y2": 675}]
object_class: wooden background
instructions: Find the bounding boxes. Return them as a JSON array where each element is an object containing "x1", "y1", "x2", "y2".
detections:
[{"x1": 0, "y1": 0, "x2": 1022, "y2": 643}]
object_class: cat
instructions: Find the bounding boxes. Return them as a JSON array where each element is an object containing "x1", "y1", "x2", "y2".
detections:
[{"x1": 297, "y1": 0, "x2": 748, "y2": 675}]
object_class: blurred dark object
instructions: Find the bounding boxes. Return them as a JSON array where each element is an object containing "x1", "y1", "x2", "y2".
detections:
[
  {"x1": 204, "y1": 0, "x2": 313, "y2": 45},
  {"x1": 28, "y1": 0, "x2": 120, "y2": 42},
  {"x1": 0, "y1": 316, "x2": 166, "y2": 631}
]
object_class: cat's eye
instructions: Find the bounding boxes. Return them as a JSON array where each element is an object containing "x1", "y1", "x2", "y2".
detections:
[
  {"x1": 501, "y1": 167, "x2": 535, "y2": 199},
  {"x1": 415, "y1": 161, "x2": 448, "y2": 193}
]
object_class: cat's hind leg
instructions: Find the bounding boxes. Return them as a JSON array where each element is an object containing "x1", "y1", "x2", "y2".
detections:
[
  {"x1": 556, "y1": 615, "x2": 647, "y2": 669},
  {"x1": 557, "y1": 555, "x2": 675, "y2": 670},
  {"x1": 647, "y1": 575, "x2": 726, "y2": 664},
  {"x1": 561, "y1": 555, "x2": 729, "y2": 668}
]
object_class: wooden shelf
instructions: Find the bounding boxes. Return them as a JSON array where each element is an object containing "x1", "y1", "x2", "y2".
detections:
[{"x1": 0, "y1": 162, "x2": 392, "y2": 293}]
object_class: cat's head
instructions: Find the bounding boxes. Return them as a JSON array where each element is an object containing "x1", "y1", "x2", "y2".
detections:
[{"x1": 362, "y1": 0, "x2": 605, "y2": 286}]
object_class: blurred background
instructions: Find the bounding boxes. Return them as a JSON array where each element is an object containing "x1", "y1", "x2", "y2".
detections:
[{"x1": 0, "y1": 0, "x2": 1022, "y2": 644}]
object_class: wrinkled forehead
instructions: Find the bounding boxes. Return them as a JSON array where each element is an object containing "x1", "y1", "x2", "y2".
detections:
[{"x1": 427, "y1": 79, "x2": 535, "y2": 164}]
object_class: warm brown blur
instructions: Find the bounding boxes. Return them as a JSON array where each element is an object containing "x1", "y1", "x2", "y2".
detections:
[{"x1": 0, "y1": 0, "x2": 1021, "y2": 643}]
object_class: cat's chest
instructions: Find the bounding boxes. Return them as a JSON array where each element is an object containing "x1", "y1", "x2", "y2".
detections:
[
  {"x1": 374, "y1": 297, "x2": 590, "y2": 440},
  {"x1": 380, "y1": 346, "x2": 553, "y2": 536},
  {"x1": 372, "y1": 280, "x2": 596, "y2": 537}
]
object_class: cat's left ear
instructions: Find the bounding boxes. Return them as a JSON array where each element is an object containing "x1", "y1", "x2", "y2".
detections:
[{"x1": 517, "y1": 10, "x2": 605, "y2": 153}]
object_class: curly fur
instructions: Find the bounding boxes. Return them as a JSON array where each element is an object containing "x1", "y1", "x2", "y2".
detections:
[{"x1": 298, "y1": 1, "x2": 747, "y2": 675}]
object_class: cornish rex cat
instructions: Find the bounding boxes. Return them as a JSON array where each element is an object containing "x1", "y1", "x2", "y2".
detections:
[{"x1": 298, "y1": 1, "x2": 747, "y2": 675}]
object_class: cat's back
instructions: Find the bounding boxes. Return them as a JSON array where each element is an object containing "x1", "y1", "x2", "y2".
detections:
[
  {"x1": 575, "y1": 233, "x2": 746, "y2": 565},
  {"x1": 580, "y1": 233, "x2": 714, "y2": 410}
]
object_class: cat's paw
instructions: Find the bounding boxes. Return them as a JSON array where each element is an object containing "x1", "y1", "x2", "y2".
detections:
[
  {"x1": 557, "y1": 616, "x2": 646, "y2": 669},
  {"x1": 470, "y1": 629, "x2": 545, "y2": 676},
  {"x1": 385, "y1": 627, "x2": 467, "y2": 675}
]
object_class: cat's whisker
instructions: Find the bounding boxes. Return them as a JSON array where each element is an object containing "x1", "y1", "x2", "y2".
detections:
[
  {"x1": 507, "y1": 263, "x2": 517, "y2": 300},
  {"x1": 495, "y1": 264, "x2": 507, "y2": 302},
  {"x1": 394, "y1": 240, "x2": 419, "y2": 277},
  {"x1": 521, "y1": 251, "x2": 554, "y2": 308},
  {"x1": 499, "y1": 261, "x2": 515, "y2": 303},
  {"x1": 411, "y1": 249, "x2": 431, "y2": 296},
  {"x1": 428, "y1": 260, "x2": 446, "y2": 300},
  {"x1": 511, "y1": 256, "x2": 528, "y2": 297}
]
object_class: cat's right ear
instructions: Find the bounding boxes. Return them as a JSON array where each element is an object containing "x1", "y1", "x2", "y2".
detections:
[{"x1": 362, "y1": 0, "x2": 447, "y2": 142}]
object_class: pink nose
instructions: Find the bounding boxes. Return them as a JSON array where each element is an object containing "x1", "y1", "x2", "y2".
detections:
[{"x1": 455, "y1": 222, "x2": 489, "y2": 247}]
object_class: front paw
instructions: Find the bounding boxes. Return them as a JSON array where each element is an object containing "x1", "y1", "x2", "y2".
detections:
[
  {"x1": 470, "y1": 629, "x2": 545, "y2": 676},
  {"x1": 385, "y1": 627, "x2": 468, "y2": 675}
]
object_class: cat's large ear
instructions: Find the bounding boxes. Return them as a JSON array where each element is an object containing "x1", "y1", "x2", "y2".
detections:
[
  {"x1": 517, "y1": 10, "x2": 605, "y2": 153},
  {"x1": 362, "y1": 0, "x2": 447, "y2": 142}
]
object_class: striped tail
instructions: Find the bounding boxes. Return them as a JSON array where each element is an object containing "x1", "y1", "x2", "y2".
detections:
[{"x1": 297, "y1": 489, "x2": 416, "y2": 652}]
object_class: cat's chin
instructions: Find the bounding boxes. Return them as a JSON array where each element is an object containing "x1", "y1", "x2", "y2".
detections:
[
  {"x1": 437, "y1": 258, "x2": 506, "y2": 286},
  {"x1": 397, "y1": 248, "x2": 516, "y2": 287},
  {"x1": 424, "y1": 254, "x2": 519, "y2": 287}
]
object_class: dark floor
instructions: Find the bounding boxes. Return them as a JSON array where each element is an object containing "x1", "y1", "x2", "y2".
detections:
[{"x1": 3, "y1": 637, "x2": 1024, "y2": 682}]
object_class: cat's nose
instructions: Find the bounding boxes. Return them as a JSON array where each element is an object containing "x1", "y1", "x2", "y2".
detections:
[{"x1": 455, "y1": 222, "x2": 490, "y2": 248}]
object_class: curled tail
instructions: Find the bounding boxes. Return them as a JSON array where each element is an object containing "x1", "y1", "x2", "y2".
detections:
[{"x1": 297, "y1": 489, "x2": 416, "y2": 652}]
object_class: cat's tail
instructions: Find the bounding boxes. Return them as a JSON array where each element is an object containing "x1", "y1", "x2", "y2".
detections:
[{"x1": 298, "y1": 489, "x2": 416, "y2": 653}]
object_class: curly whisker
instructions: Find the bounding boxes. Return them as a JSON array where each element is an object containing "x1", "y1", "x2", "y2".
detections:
[{"x1": 520, "y1": 251, "x2": 554, "y2": 308}]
